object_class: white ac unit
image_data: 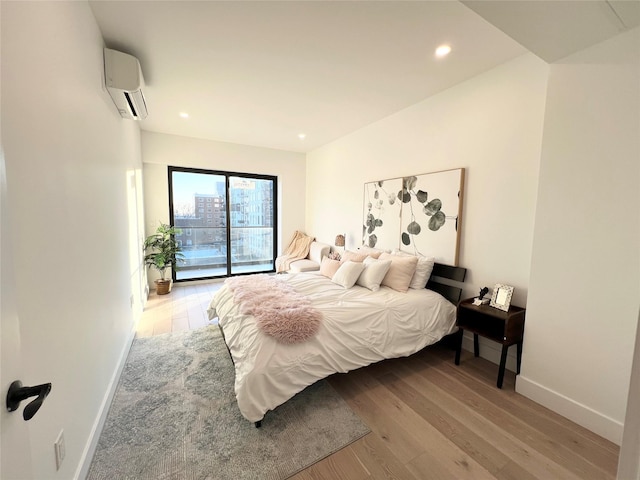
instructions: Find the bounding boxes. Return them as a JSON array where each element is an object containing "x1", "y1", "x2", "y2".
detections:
[{"x1": 104, "y1": 48, "x2": 148, "y2": 120}]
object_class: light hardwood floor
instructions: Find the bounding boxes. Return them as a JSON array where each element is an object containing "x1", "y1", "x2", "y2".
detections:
[
  {"x1": 136, "y1": 281, "x2": 223, "y2": 338},
  {"x1": 139, "y1": 283, "x2": 620, "y2": 480}
]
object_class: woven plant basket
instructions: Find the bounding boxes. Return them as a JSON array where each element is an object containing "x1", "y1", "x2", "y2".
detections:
[{"x1": 155, "y1": 279, "x2": 172, "y2": 295}]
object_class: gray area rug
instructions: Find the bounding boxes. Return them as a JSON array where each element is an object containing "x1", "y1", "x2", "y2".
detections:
[{"x1": 87, "y1": 326, "x2": 370, "y2": 480}]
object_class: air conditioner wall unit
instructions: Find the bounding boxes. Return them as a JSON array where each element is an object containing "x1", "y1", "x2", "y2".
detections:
[{"x1": 104, "y1": 48, "x2": 148, "y2": 120}]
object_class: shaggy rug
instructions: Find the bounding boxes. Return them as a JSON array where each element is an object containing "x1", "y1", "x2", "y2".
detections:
[{"x1": 86, "y1": 326, "x2": 370, "y2": 480}]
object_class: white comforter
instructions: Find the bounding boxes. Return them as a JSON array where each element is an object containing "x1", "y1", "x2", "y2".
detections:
[{"x1": 206, "y1": 272, "x2": 456, "y2": 422}]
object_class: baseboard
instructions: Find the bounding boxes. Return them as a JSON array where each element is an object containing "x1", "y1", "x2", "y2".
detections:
[
  {"x1": 74, "y1": 325, "x2": 137, "y2": 479},
  {"x1": 516, "y1": 375, "x2": 624, "y2": 445},
  {"x1": 461, "y1": 332, "x2": 519, "y2": 372}
]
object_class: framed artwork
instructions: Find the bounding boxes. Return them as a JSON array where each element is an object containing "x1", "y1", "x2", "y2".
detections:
[
  {"x1": 362, "y1": 168, "x2": 465, "y2": 265},
  {"x1": 490, "y1": 284, "x2": 514, "y2": 311}
]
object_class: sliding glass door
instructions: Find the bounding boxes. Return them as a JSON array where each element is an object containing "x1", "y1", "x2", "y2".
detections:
[{"x1": 168, "y1": 166, "x2": 277, "y2": 281}]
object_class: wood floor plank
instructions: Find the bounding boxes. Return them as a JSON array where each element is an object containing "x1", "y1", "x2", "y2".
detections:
[
  {"x1": 330, "y1": 373, "x2": 425, "y2": 465},
  {"x1": 424, "y1": 349, "x2": 619, "y2": 462},
  {"x1": 348, "y1": 433, "x2": 419, "y2": 480},
  {"x1": 171, "y1": 315, "x2": 189, "y2": 333},
  {"x1": 427, "y1": 346, "x2": 619, "y2": 455},
  {"x1": 289, "y1": 443, "x2": 370, "y2": 480},
  {"x1": 376, "y1": 369, "x2": 512, "y2": 475},
  {"x1": 406, "y1": 448, "x2": 494, "y2": 480},
  {"x1": 494, "y1": 460, "x2": 542, "y2": 480},
  {"x1": 411, "y1": 352, "x2": 614, "y2": 480},
  {"x1": 386, "y1": 357, "x2": 583, "y2": 480},
  {"x1": 151, "y1": 315, "x2": 171, "y2": 335},
  {"x1": 344, "y1": 368, "x2": 498, "y2": 480}
]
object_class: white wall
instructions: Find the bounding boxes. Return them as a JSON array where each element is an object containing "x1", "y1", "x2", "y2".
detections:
[
  {"x1": 141, "y1": 131, "x2": 306, "y2": 287},
  {"x1": 307, "y1": 53, "x2": 549, "y2": 365},
  {"x1": 1, "y1": 1, "x2": 145, "y2": 478},
  {"x1": 519, "y1": 28, "x2": 640, "y2": 445}
]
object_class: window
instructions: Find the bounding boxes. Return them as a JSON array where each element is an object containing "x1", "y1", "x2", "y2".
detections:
[{"x1": 168, "y1": 166, "x2": 277, "y2": 281}]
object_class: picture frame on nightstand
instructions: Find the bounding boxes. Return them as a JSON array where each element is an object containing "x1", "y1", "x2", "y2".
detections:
[{"x1": 490, "y1": 284, "x2": 514, "y2": 311}]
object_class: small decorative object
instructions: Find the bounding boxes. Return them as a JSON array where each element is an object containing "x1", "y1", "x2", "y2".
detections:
[
  {"x1": 327, "y1": 251, "x2": 341, "y2": 261},
  {"x1": 489, "y1": 284, "x2": 514, "y2": 312},
  {"x1": 335, "y1": 233, "x2": 345, "y2": 249},
  {"x1": 473, "y1": 286, "x2": 490, "y2": 306}
]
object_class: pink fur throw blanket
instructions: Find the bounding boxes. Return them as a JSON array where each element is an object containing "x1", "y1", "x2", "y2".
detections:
[{"x1": 225, "y1": 274, "x2": 322, "y2": 344}]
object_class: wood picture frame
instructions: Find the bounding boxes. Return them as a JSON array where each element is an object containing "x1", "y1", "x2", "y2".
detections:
[{"x1": 362, "y1": 168, "x2": 465, "y2": 265}]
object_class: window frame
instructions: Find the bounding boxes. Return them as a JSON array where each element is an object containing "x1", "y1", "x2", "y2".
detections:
[{"x1": 167, "y1": 165, "x2": 278, "y2": 282}]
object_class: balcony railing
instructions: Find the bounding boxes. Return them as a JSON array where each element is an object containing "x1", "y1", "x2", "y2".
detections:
[{"x1": 173, "y1": 226, "x2": 274, "y2": 280}]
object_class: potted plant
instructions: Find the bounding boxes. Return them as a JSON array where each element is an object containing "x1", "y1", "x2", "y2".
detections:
[{"x1": 143, "y1": 223, "x2": 185, "y2": 295}]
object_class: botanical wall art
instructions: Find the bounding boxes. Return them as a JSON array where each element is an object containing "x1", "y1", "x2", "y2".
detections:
[{"x1": 362, "y1": 168, "x2": 465, "y2": 266}]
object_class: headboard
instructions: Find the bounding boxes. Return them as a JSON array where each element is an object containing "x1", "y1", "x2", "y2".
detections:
[{"x1": 427, "y1": 262, "x2": 467, "y2": 305}]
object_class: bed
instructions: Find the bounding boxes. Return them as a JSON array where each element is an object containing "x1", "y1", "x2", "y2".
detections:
[{"x1": 207, "y1": 260, "x2": 466, "y2": 426}]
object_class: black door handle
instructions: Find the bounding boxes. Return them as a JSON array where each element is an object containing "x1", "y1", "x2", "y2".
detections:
[{"x1": 6, "y1": 380, "x2": 52, "y2": 420}]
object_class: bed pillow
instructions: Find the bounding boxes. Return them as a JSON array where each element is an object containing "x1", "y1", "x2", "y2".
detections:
[
  {"x1": 392, "y1": 250, "x2": 436, "y2": 289},
  {"x1": 356, "y1": 256, "x2": 392, "y2": 291},
  {"x1": 356, "y1": 246, "x2": 385, "y2": 259},
  {"x1": 319, "y1": 257, "x2": 341, "y2": 279},
  {"x1": 341, "y1": 250, "x2": 368, "y2": 263},
  {"x1": 379, "y1": 253, "x2": 418, "y2": 292},
  {"x1": 331, "y1": 260, "x2": 366, "y2": 288}
]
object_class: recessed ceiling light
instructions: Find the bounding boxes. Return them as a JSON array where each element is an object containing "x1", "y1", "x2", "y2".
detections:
[
  {"x1": 435, "y1": 45, "x2": 452, "y2": 58},
  {"x1": 298, "y1": 133, "x2": 306, "y2": 140},
  {"x1": 179, "y1": 112, "x2": 189, "y2": 119}
]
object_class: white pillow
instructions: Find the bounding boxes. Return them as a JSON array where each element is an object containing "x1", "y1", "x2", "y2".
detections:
[
  {"x1": 341, "y1": 250, "x2": 368, "y2": 263},
  {"x1": 331, "y1": 261, "x2": 366, "y2": 288},
  {"x1": 356, "y1": 256, "x2": 392, "y2": 291},
  {"x1": 379, "y1": 253, "x2": 418, "y2": 292},
  {"x1": 319, "y1": 257, "x2": 341, "y2": 278},
  {"x1": 356, "y1": 246, "x2": 385, "y2": 259},
  {"x1": 392, "y1": 250, "x2": 436, "y2": 289}
]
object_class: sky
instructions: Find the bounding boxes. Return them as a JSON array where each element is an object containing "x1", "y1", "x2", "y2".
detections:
[{"x1": 172, "y1": 171, "x2": 224, "y2": 205}]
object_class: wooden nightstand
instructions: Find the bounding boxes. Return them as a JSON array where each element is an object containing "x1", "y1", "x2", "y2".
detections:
[{"x1": 454, "y1": 297, "x2": 526, "y2": 388}]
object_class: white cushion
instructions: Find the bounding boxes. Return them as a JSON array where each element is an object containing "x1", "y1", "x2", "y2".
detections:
[
  {"x1": 392, "y1": 250, "x2": 435, "y2": 289},
  {"x1": 356, "y1": 246, "x2": 385, "y2": 259},
  {"x1": 356, "y1": 256, "x2": 392, "y2": 291},
  {"x1": 289, "y1": 259, "x2": 321, "y2": 272},
  {"x1": 308, "y1": 242, "x2": 331, "y2": 264},
  {"x1": 319, "y1": 257, "x2": 341, "y2": 278},
  {"x1": 331, "y1": 261, "x2": 366, "y2": 288},
  {"x1": 341, "y1": 250, "x2": 368, "y2": 263}
]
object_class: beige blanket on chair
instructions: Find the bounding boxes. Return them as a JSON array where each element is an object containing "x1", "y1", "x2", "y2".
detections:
[{"x1": 275, "y1": 230, "x2": 314, "y2": 273}]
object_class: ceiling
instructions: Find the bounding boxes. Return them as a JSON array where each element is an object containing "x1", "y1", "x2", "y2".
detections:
[{"x1": 89, "y1": 1, "x2": 639, "y2": 153}]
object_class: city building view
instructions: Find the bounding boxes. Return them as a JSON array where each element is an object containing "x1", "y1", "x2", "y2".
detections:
[{"x1": 171, "y1": 173, "x2": 275, "y2": 280}]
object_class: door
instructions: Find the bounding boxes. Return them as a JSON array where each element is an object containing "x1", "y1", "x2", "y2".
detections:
[
  {"x1": 228, "y1": 175, "x2": 276, "y2": 276},
  {"x1": 168, "y1": 167, "x2": 277, "y2": 281},
  {"x1": 1, "y1": 148, "x2": 34, "y2": 479},
  {"x1": 169, "y1": 168, "x2": 229, "y2": 280}
]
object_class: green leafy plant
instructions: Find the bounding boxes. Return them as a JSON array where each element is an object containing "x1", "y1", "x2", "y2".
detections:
[{"x1": 143, "y1": 223, "x2": 185, "y2": 281}]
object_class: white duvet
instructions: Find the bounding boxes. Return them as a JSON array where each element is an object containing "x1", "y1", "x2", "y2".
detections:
[{"x1": 206, "y1": 272, "x2": 457, "y2": 422}]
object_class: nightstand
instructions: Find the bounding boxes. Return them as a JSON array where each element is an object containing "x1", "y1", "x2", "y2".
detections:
[{"x1": 454, "y1": 297, "x2": 526, "y2": 388}]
